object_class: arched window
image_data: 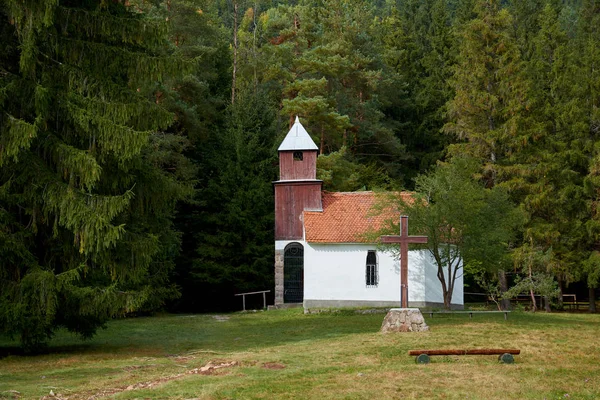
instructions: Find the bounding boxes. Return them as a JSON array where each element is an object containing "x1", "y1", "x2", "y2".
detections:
[{"x1": 366, "y1": 250, "x2": 378, "y2": 287}]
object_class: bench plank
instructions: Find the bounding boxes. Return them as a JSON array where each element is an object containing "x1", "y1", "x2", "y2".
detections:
[
  {"x1": 427, "y1": 311, "x2": 511, "y2": 320},
  {"x1": 408, "y1": 349, "x2": 520, "y2": 356}
]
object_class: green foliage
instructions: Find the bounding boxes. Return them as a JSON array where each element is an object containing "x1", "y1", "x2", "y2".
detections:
[
  {"x1": 442, "y1": 0, "x2": 600, "y2": 297},
  {"x1": 160, "y1": 0, "x2": 231, "y2": 143},
  {"x1": 0, "y1": 0, "x2": 193, "y2": 350},
  {"x1": 503, "y1": 273, "x2": 561, "y2": 305},
  {"x1": 583, "y1": 251, "x2": 600, "y2": 288},
  {"x1": 506, "y1": 1, "x2": 592, "y2": 287},
  {"x1": 391, "y1": 157, "x2": 523, "y2": 309},
  {"x1": 2, "y1": 0, "x2": 600, "y2": 344},
  {"x1": 173, "y1": 89, "x2": 278, "y2": 312},
  {"x1": 474, "y1": 271, "x2": 503, "y2": 310},
  {"x1": 379, "y1": 0, "x2": 457, "y2": 184},
  {"x1": 316, "y1": 147, "x2": 392, "y2": 192},
  {"x1": 234, "y1": 0, "x2": 407, "y2": 180},
  {"x1": 444, "y1": 0, "x2": 530, "y2": 188}
]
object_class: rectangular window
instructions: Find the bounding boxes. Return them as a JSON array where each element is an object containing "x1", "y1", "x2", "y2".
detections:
[{"x1": 366, "y1": 250, "x2": 378, "y2": 287}]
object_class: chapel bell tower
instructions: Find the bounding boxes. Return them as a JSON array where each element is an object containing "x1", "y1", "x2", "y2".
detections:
[
  {"x1": 273, "y1": 117, "x2": 322, "y2": 306},
  {"x1": 273, "y1": 116, "x2": 323, "y2": 240}
]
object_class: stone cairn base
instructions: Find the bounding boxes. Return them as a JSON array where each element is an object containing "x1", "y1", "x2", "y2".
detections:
[{"x1": 380, "y1": 308, "x2": 429, "y2": 333}]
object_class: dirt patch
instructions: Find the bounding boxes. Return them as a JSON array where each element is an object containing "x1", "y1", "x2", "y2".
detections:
[
  {"x1": 40, "y1": 390, "x2": 68, "y2": 400},
  {"x1": 189, "y1": 361, "x2": 238, "y2": 375},
  {"x1": 262, "y1": 362, "x2": 285, "y2": 370},
  {"x1": 212, "y1": 315, "x2": 230, "y2": 321},
  {"x1": 1, "y1": 390, "x2": 22, "y2": 399},
  {"x1": 62, "y1": 361, "x2": 238, "y2": 399}
]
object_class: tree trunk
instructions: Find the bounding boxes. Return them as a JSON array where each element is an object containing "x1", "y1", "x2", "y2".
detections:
[
  {"x1": 498, "y1": 270, "x2": 511, "y2": 310},
  {"x1": 544, "y1": 296, "x2": 551, "y2": 312},
  {"x1": 436, "y1": 270, "x2": 449, "y2": 309},
  {"x1": 590, "y1": 287, "x2": 597, "y2": 313},
  {"x1": 529, "y1": 288, "x2": 537, "y2": 312},
  {"x1": 432, "y1": 249, "x2": 449, "y2": 310},
  {"x1": 231, "y1": 2, "x2": 238, "y2": 105},
  {"x1": 444, "y1": 257, "x2": 458, "y2": 310},
  {"x1": 558, "y1": 278, "x2": 564, "y2": 308},
  {"x1": 439, "y1": 271, "x2": 450, "y2": 310},
  {"x1": 528, "y1": 262, "x2": 537, "y2": 312},
  {"x1": 320, "y1": 126, "x2": 325, "y2": 155},
  {"x1": 252, "y1": 1, "x2": 258, "y2": 93}
]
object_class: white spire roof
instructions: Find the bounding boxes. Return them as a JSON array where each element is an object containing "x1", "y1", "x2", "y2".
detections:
[{"x1": 278, "y1": 116, "x2": 319, "y2": 151}]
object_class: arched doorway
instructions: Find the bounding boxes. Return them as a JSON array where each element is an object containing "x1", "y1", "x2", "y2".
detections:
[{"x1": 284, "y1": 242, "x2": 304, "y2": 303}]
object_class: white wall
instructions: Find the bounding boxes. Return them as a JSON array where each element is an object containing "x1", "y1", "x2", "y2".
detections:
[
  {"x1": 304, "y1": 243, "x2": 402, "y2": 302},
  {"x1": 275, "y1": 240, "x2": 302, "y2": 251},
  {"x1": 277, "y1": 240, "x2": 463, "y2": 307},
  {"x1": 304, "y1": 243, "x2": 453, "y2": 304}
]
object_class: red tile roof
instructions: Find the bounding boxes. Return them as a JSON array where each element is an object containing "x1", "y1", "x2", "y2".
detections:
[{"x1": 304, "y1": 191, "x2": 413, "y2": 243}]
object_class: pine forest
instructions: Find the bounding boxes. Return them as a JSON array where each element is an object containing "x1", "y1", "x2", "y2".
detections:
[{"x1": 2, "y1": 0, "x2": 600, "y2": 348}]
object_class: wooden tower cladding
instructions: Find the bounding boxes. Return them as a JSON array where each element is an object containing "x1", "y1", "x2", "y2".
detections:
[{"x1": 274, "y1": 117, "x2": 322, "y2": 240}]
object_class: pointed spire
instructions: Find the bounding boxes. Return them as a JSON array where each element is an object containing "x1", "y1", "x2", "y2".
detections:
[{"x1": 278, "y1": 116, "x2": 319, "y2": 151}]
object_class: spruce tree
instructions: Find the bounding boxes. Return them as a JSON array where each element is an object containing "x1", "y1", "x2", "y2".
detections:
[
  {"x1": 0, "y1": 0, "x2": 191, "y2": 349},
  {"x1": 381, "y1": 0, "x2": 456, "y2": 182},
  {"x1": 444, "y1": 0, "x2": 529, "y2": 187},
  {"x1": 578, "y1": 0, "x2": 600, "y2": 305},
  {"x1": 180, "y1": 89, "x2": 278, "y2": 312},
  {"x1": 163, "y1": 0, "x2": 232, "y2": 313},
  {"x1": 444, "y1": 0, "x2": 530, "y2": 308},
  {"x1": 515, "y1": 2, "x2": 589, "y2": 294}
]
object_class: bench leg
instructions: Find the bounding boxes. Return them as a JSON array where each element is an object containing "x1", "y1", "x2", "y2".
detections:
[
  {"x1": 498, "y1": 353, "x2": 514, "y2": 364},
  {"x1": 416, "y1": 354, "x2": 430, "y2": 364}
]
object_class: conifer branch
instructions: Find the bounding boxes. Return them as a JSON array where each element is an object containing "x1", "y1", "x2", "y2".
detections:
[{"x1": 55, "y1": 6, "x2": 168, "y2": 47}]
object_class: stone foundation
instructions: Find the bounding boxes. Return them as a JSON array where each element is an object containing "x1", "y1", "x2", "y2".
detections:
[
  {"x1": 274, "y1": 249, "x2": 284, "y2": 305},
  {"x1": 380, "y1": 308, "x2": 429, "y2": 333}
]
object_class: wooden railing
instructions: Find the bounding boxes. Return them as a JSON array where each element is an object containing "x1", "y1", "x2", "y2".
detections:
[{"x1": 234, "y1": 290, "x2": 271, "y2": 311}]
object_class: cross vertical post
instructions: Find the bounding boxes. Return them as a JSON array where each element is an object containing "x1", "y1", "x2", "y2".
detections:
[
  {"x1": 400, "y1": 216, "x2": 409, "y2": 308},
  {"x1": 380, "y1": 216, "x2": 428, "y2": 308}
]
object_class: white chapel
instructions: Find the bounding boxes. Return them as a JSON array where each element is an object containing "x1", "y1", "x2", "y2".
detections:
[{"x1": 273, "y1": 117, "x2": 464, "y2": 310}]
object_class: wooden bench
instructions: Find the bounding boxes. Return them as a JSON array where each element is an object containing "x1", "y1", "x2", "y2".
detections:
[
  {"x1": 563, "y1": 301, "x2": 592, "y2": 310},
  {"x1": 408, "y1": 348, "x2": 520, "y2": 364},
  {"x1": 427, "y1": 310, "x2": 511, "y2": 320}
]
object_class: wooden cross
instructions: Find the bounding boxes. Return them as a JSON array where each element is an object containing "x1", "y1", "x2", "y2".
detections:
[{"x1": 380, "y1": 215, "x2": 428, "y2": 308}]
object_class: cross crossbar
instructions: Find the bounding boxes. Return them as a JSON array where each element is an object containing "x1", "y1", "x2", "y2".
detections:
[
  {"x1": 380, "y1": 236, "x2": 428, "y2": 244},
  {"x1": 380, "y1": 215, "x2": 428, "y2": 308}
]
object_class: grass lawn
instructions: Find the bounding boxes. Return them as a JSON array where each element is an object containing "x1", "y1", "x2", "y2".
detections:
[{"x1": 1, "y1": 309, "x2": 599, "y2": 399}]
